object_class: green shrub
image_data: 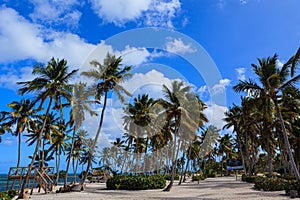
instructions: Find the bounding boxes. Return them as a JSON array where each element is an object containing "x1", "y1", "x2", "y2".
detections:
[
  {"x1": 284, "y1": 180, "x2": 300, "y2": 195},
  {"x1": 254, "y1": 177, "x2": 287, "y2": 191},
  {"x1": 164, "y1": 174, "x2": 179, "y2": 181},
  {"x1": 0, "y1": 190, "x2": 16, "y2": 200},
  {"x1": 192, "y1": 173, "x2": 205, "y2": 182},
  {"x1": 245, "y1": 175, "x2": 258, "y2": 183},
  {"x1": 106, "y1": 175, "x2": 166, "y2": 190}
]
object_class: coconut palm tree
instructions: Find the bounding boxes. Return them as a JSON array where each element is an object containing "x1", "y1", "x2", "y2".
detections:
[
  {"x1": 79, "y1": 53, "x2": 132, "y2": 187},
  {"x1": 0, "y1": 99, "x2": 38, "y2": 168},
  {"x1": 218, "y1": 133, "x2": 236, "y2": 176},
  {"x1": 233, "y1": 47, "x2": 300, "y2": 180},
  {"x1": 64, "y1": 82, "x2": 96, "y2": 187},
  {"x1": 50, "y1": 121, "x2": 68, "y2": 184},
  {"x1": 158, "y1": 80, "x2": 207, "y2": 191},
  {"x1": 17, "y1": 58, "x2": 78, "y2": 198},
  {"x1": 123, "y1": 94, "x2": 156, "y2": 171},
  {"x1": 223, "y1": 105, "x2": 247, "y2": 173}
]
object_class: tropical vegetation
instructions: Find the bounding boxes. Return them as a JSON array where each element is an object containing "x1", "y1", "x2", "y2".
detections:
[{"x1": 0, "y1": 46, "x2": 299, "y2": 197}]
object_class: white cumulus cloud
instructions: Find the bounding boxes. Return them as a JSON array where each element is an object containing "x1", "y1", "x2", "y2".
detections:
[
  {"x1": 165, "y1": 37, "x2": 196, "y2": 54},
  {"x1": 211, "y1": 78, "x2": 231, "y2": 95},
  {"x1": 29, "y1": 0, "x2": 82, "y2": 29},
  {"x1": 90, "y1": 0, "x2": 181, "y2": 28},
  {"x1": 0, "y1": 6, "x2": 95, "y2": 66},
  {"x1": 204, "y1": 103, "x2": 228, "y2": 130}
]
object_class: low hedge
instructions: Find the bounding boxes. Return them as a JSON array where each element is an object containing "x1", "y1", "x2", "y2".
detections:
[
  {"x1": 242, "y1": 174, "x2": 261, "y2": 183},
  {"x1": 284, "y1": 180, "x2": 300, "y2": 196},
  {"x1": 0, "y1": 190, "x2": 17, "y2": 200},
  {"x1": 106, "y1": 175, "x2": 166, "y2": 190},
  {"x1": 254, "y1": 177, "x2": 288, "y2": 191}
]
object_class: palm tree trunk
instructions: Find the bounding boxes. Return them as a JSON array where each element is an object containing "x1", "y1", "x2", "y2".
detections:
[
  {"x1": 236, "y1": 133, "x2": 246, "y2": 174},
  {"x1": 245, "y1": 133, "x2": 250, "y2": 174},
  {"x1": 163, "y1": 138, "x2": 181, "y2": 192},
  {"x1": 64, "y1": 129, "x2": 76, "y2": 187},
  {"x1": 79, "y1": 91, "x2": 108, "y2": 188},
  {"x1": 56, "y1": 149, "x2": 60, "y2": 185},
  {"x1": 18, "y1": 98, "x2": 53, "y2": 199},
  {"x1": 41, "y1": 138, "x2": 45, "y2": 168},
  {"x1": 274, "y1": 99, "x2": 300, "y2": 180},
  {"x1": 182, "y1": 143, "x2": 192, "y2": 183},
  {"x1": 266, "y1": 138, "x2": 273, "y2": 177},
  {"x1": 178, "y1": 153, "x2": 185, "y2": 185},
  {"x1": 11, "y1": 133, "x2": 22, "y2": 190}
]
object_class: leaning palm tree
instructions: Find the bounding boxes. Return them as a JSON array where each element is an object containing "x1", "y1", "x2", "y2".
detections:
[
  {"x1": 233, "y1": 47, "x2": 300, "y2": 180},
  {"x1": 79, "y1": 53, "x2": 132, "y2": 187},
  {"x1": 17, "y1": 58, "x2": 78, "y2": 198}
]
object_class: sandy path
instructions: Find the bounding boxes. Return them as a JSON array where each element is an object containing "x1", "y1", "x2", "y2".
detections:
[{"x1": 26, "y1": 176, "x2": 290, "y2": 200}]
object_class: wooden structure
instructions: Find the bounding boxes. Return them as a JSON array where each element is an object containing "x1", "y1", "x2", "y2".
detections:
[{"x1": 6, "y1": 166, "x2": 54, "y2": 194}]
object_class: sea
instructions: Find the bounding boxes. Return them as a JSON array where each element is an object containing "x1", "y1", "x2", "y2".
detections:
[{"x1": 0, "y1": 174, "x2": 81, "y2": 192}]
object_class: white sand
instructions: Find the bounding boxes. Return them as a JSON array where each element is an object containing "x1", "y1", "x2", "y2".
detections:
[{"x1": 25, "y1": 176, "x2": 290, "y2": 200}]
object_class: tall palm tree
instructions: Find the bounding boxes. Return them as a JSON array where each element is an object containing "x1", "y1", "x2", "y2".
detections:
[
  {"x1": 158, "y1": 80, "x2": 207, "y2": 191},
  {"x1": 0, "y1": 99, "x2": 38, "y2": 168},
  {"x1": 17, "y1": 58, "x2": 78, "y2": 198},
  {"x1": 123, "y1": 94, "x2": 156, "y2": 171},
  {"x1": 64, "y1": 82, "x2": 96, "y2": 187},
  {"x1": 79, "y1": 53, "x2": 131, "y2": 187},
  {"x1": 218, "y1": 133, "x2": 236, "y2": 176},
  {"x1": 233, "y1": 47, "x2": 300, "y2": 180},
  {"x1": 223, "y1": 104, "x2": 248, "y2": 173}
]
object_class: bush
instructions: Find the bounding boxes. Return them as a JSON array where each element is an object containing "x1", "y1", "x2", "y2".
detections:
[
  {"x1": 284, "y1": 180, "x2": 300, "y2": 196},
  {"x1": 192, "y1": 175, "x2": 205, "y2": 182},
  {"x1": 245, "y1": 175, "x2": 258, "y2": 183},
  {"x1": 106, "y1": 175, "x2": 166, "y2": 190},
  {"x1": 0, "y1": 190, "x2": 17, "y2": 200},
  {"x1": 254, "y1": 177, "x2": 287, "y2": 191},
  {"x1": 164, "y1": 174, "x2": 179, "y2": 181}
]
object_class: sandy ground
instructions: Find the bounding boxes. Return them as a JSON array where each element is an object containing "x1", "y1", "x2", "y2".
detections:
[{"x1": 24, "y1": 176, "x2": 290, "y2": 200}]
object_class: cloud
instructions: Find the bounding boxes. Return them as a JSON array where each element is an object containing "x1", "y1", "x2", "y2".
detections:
[
  {"x1": 90, "y1": 0, "x2": 181, "y2": 28},
  {"x1": 165, "y1": 37, "x2": 196, "y2": 54},
  {"x1": 235, "y1": 67, "x2": 246, "y2": 81},
  {"x1": 0, "y1": 6, "x2": 95, "y2": 66},
  {"x1": 118, "y1": 46, "x2": 151, "y2": 66},
  {"x1": 29, "y1": 0, "x2": 82, "y2": 29},
  {"x1": 211, "y1": 78, "x2": 231, "y2": 95},
  {"x1": 0, "y1": 66, "x2": 35, "y2": 90},
  {"x1": 204, "y1": 103, "x2": 228, "y2": 130}
]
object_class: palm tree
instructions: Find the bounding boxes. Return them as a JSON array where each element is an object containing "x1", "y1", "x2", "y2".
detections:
[
  {"x1": 79, "y1": 53, "x2": 131, "y2": 187},
  {"x1": 233, "y1": 47, "x2": 300, "y2": 180},
  {"x1": 50, "y1": 121, "x2": 68, "y2": 184},
  {"x1": 0, "y1": 99, "x2": 38, "y2": 168},
  {"x1": 223, "y1": 105, "x2": 248, "y2": 173},
  {"x1": 158, "y1": 80, "x2": 207, "y2": 191},
  {"x1": 17, "y1": 58, "x2": 78, "y2": 198},
  {"x1": 64, "y1": 82, "x2": 96, "y2": 187},
  {"x1": 218, "y1": 133, "x2": 236, "y2": 176},
  {"x1": 123, "y1": 94, "x2": 156, "y2": 171}
]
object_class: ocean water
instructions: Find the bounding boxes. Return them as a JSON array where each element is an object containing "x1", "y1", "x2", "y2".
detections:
[{"x1": 0, "y1": 174, "x2": 80, "y2": 192}]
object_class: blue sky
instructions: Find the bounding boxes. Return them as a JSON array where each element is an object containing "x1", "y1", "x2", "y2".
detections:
[{"x1": 0, "y1": 0, "x2": 299, "y2": 173}]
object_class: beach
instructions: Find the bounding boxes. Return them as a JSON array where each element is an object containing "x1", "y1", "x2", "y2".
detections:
[{"x1": 26, "y1": 176, "x2": 290, "y2": 200}]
